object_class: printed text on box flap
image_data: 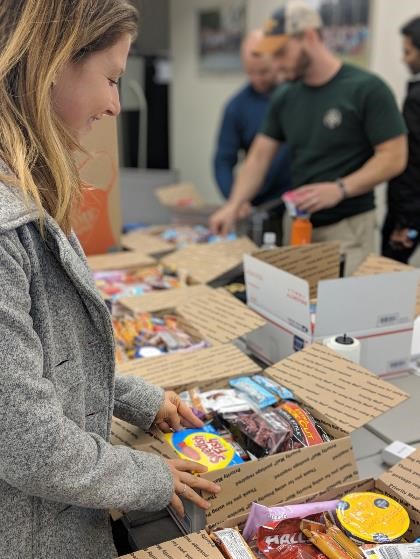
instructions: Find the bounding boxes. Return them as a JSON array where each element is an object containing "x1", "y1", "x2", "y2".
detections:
[
  {"x1": 265, "y1": 343, "x2": 409, "y2": 434},
  {"x1": 117, "y1": 343, "x2": 260, "y2": 389},
  {"x1": 162, "y1": 238, "x2": 256, "y2": 284},
  {"x1": 177, "y1": 290, "x2": 265, "y2": 344}
]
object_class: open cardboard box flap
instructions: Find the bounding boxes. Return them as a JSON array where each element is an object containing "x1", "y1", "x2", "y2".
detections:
[
  {"x1": 252, "y1": 242, "x2": 340, "y2": 299},
  {"x1": 121, "y1": 229, "x2": 174, "y2": 255},
  {"x1": 87, "y1": 251, "x2": 156, "y2": 272},
  {"x1": 118, "y1": 531, "x2": 224, "y2": 559},
  {"x1": 120, "y1": 285, "x2": 212, "y2": 314},
  {"x1": 176, "y1": 289, "x2": 265, "y2": 345},
  {"x1": 161, "y1": 237, "x2": 257, "y2": 284},
  {"x1": 354, "y1": 253, "x2": 420, "y2": 317},
  {"x1": 266, "y1": 343, "x2": 408, "y2": 435},
  {"x1": 156, "y1": 182, "x2": 205, "y2": 207},
  {"x1": 117, "y1": 343, "x2": 261, "y2": 391}
]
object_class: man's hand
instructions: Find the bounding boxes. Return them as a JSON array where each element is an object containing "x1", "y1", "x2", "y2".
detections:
[
  {"x1": 166, "y1": 459, "x2": 221, "y2": 517},
  {"x1": 294, "y1": 182, "x2": 344, "y2": 214},
  {"x1": 154, "y1": 391, "x2": 203, "y2": 433},
  {"x1": 390, "y1": 228, "x2": 416, "y2": 249},
  {"x1": 209, "y1": 202, "x2": 239, "y2": 236}
]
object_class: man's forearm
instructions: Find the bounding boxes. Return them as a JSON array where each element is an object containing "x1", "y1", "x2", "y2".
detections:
[
  {"x1": 343, "y1": 135, "x2": 407, "y2": 197},
  {"x1": 227, "y1": 134, "x2": 280, "y2": 209}
]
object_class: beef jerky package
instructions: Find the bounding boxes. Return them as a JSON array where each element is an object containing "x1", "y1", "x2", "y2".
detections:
[
  {"x1": 219, "y1": 410, "x2": 293, "y2": 459},
  {"x1": 275, "y1": 402, "x2": 331, "y2": 449}
]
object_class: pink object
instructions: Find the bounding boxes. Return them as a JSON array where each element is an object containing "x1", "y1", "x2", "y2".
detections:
[{"x1": 242, "y1": 499, "x2": 339, "y2": 542}]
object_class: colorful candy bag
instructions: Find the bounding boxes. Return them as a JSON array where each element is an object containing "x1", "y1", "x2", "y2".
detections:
[
  {"x1": 243, "y1": 501, "x2": 339, "y2": 542},
  {"x1": 255, "y1": 516, "x2": 327, "y2": 559},
  {"x1": 275, "y1": 402, "x2": 331, "y2": 448},
  {"x1": 164, "y1": 424, "x2": 244, "y2": 472}
]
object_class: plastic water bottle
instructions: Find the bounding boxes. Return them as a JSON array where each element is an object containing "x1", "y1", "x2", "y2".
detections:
[{"x1": 261, "y1": 232, "x2": 277, "y2": 249}]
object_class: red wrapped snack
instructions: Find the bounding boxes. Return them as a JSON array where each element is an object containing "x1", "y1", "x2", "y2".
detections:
[
  {"x1": 275, "y1": 402, "x2": 331, "y2": 449},
  {"x1": 255, "y1": 516, "x2": 327, "y2": 559}
]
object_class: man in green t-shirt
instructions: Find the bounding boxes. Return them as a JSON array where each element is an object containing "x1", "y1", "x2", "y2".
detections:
[{"x1": 210, "y1": 0, "x2": 408, "y2": 274}]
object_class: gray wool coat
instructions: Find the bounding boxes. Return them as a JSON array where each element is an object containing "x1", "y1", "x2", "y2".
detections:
[{"x1": 0, "y1": 180, "x2": 174, "y2": 559}]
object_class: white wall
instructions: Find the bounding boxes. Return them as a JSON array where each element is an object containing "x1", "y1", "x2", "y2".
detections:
[{"x1": 170, "y1": 0, "x2": 420, "y2": 205}]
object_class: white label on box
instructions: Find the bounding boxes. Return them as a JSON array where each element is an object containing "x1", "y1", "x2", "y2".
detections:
[{"x1": 244, "y1": 254, "x2": 311, "y2": 335}]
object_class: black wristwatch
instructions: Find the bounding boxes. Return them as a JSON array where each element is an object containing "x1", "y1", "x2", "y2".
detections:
[{"x1": 336, "y1": 178, "x2": 349, "y2": 199}]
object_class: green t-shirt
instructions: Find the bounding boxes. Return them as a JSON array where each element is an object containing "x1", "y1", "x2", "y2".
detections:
[{"x1": 261, "y1": 64, "x2": 407, "y2": 227}]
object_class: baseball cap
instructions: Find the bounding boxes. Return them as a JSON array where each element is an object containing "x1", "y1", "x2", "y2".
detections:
[{"x1": 256, "y1": 1, "x2": 323, "y2": 54}]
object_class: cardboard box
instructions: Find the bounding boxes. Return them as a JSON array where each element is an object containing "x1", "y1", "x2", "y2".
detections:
[
  {"x1": 87, "y1": 251, "x2": 156, "y2": 272},
  {"x1": 244, "y1": 243, "x2": 420, "y2": 376},
  {"x1": 115, "y1": 343, "x2": 407, "y2": 531},
  {"x1": 121, "y1": 227, "x2": 175, "y2": 257},
  {"x1": 155, "y1": 182, "x2": 221, "y2": 226},
  {"x1": 73, "y1": 118, "x2": 122, "y2": 256},
  {"x1": 218, "y1": 448, "x2": 420, "y2": 540},
  {"x1": 354, "y1": 253, "x2": 420, "y2": 318},
  {"x1": 161, "y1": 237, "x2": 257, "y2": 286},
  {"x1": 119, "y1": 285, "x2": 213, "y2": 315},
  {"x1": 118, "y1": 531, "x2": 225, "y2": 559}
]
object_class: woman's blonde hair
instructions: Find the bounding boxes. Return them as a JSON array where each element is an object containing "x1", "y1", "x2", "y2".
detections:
[{"x1": 0, "y1": 0, "x2": 138, "y2": 234}]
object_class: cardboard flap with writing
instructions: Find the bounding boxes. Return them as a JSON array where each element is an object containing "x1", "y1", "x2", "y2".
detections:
[
  {"x1": 202, "y1": 436, "x2": 357, "y2": 529},
  {"x1": 118, "y1": 531, "x2": 225, "y2": 559},
  {"x1": 121, "y1": 229, "x2": 174, "y2": 255},
  {"x1": 354, "y1": 253, "x2": 420, "y2": 317},
  {"x1": 244, "y1": 254, "x2": 312, "y2": 337},
  {"x1": 375, "y1": 448, "x2": 420, "y2": 536},
  {"x1": 162, "y1": 238, "x2": 257, "y2": 284},
  {"x1": 111, "y1": 417, "x2": 162, "y2": 448},
  {"x1": 177, "y1": 290, "x2": 266, "y2": 345},
  {"x1": 120, "y1": 285, "x2": 213, "y2": 314},
  {"x1": 315, "y1": 270, "x2": 420, "y2": 338},
  {"x1": 252, "y1": 242, "x2": 340, "y2": 299},
  {"x1": 156, "y1": 182, "x2": 204, "y2": 207},
  {"x1": 117, "y1": 344, "x2": 260, "y2": 391},
  {"x1": 87, "y1": 251, "x2": 156, "y2": 272},
  {"x1": 266, "y1": 344, "x2": 409, "y2": 435}
]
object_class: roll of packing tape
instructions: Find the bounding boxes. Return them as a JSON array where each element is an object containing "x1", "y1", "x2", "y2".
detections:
[{"x1": 323, "y1": 334, "x2": 361, "y2": 364}]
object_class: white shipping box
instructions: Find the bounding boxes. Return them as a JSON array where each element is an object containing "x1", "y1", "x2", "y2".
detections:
[{"x1": 244, "y1": 243, "x2": 420, "y2": 376}]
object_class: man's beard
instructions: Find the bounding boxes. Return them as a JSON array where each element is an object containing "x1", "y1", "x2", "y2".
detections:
[{"x1": 289, "y1": 49, "x2": 312, "y2": 82}]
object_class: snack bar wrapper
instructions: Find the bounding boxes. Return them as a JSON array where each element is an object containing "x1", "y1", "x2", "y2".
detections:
[
  {"x1": 243, "y1": 501, "x2": 339, "y2": 542},
  {"x1": 275, "y1": 402, "x2": 331, "y2": 448},
  {"x1": 164, "y1": 424, "x2": 244, "y2": 472}
]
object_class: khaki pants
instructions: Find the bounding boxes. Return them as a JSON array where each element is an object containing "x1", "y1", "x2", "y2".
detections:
[{"x1": 283, "y1": 210, "x2": 376, "y2": 276}]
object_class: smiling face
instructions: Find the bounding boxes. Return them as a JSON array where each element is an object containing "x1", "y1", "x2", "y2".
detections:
[{"x1": 51, "y1": 33, "x2": 131, "y2": 140}]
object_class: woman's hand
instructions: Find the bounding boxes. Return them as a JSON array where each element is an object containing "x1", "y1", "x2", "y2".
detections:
[
  {"x1": 166, "y1": 459, "x2": 221, "y2": 517},
  {"x1": 154, "y1": 391, "x2": 203, "y2": 433}
]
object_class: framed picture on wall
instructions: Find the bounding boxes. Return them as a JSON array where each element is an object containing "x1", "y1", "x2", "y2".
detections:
[
  {"x1": 197, "y1": 0, "x2": 247, "y2": 73},
  {"x1": 308, "y1": 0, "x2": 371, "y2": 67}
]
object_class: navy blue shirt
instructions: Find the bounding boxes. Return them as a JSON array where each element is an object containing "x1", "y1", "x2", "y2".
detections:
[{"x1": 213, "y1": 83, "x2": 291, "y2": 207}]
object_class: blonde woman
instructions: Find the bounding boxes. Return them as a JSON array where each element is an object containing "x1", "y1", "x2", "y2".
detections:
[{"x1": 0, "y1": 1, "x2": 220, "y2": 558}]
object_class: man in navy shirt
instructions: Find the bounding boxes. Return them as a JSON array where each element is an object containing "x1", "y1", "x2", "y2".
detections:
[{"x1": 213, "y1": 30, "x2": 291, "y2": 242}]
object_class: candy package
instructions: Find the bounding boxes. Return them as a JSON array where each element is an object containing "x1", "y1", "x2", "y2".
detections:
[
  {"x1": 112, "y1": 311, "x2": 207, "y2": 363},
  {"x1": 254, "y1": 516, "x2": 327, "y2": 559},
  {"x1": 252, "y1": 375, "x2": 295, "y2": 402},
  {"x1": 199, "y1": 389, "x2": 255, "y2": 414},
  {"x1": 275, "y1": 402, "x2": 331, "y2": 448},
  {"x1": 160, "y1": 225, "x2": 237, "y2": 248},
  {"x1": 220, "y1": 410, "x2": 293, "y2": 459},
  {"x1": 243, "y1": 501, "x2": 339, "y2": 542},
  {"x1": 230, "y1": 377, "x2": 278, "y2": 409},
  {"x1": 164, "y1": 424, "x2": 244, "y2": 472},
  {"x1": 212, "y1": 528, "x2": 258, "y2": 559},
  {"x1": 93, "y1": 265, "x2": 181, "y2": 302}
]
